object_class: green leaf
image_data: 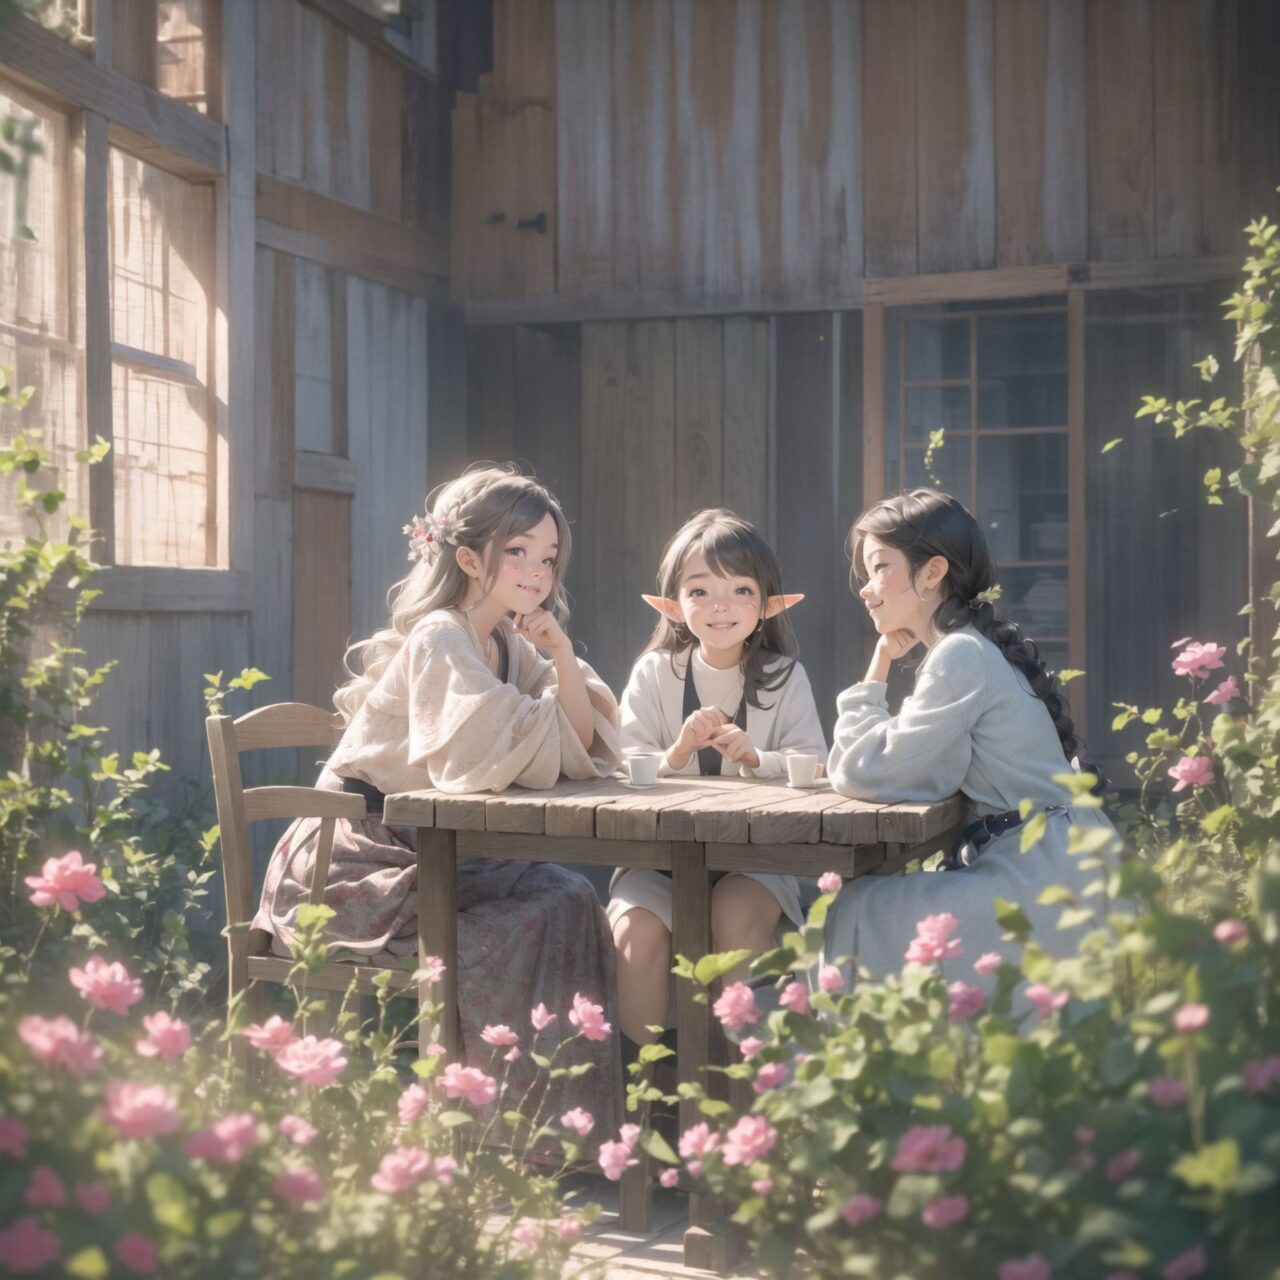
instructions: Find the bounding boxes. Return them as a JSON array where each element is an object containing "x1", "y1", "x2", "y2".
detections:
[
  {"x1": 437, "y1": 1110, "x2": 472, "y2": 1128},
  {"x1": 994, "y1": 898, "x2": 1032, "y2": 939},
  {"x1": 1101, "y1": 438, "x2": 1124, "y2": 454},
  {"x1": 638, "y1": 1042, "x2": 676, "y2": 1065},
  {"x1": 295, "y1": 903, "x2": 336, "y2": 930},
  {"x1": 64, "y1": 1249, "x2": 110, "y2": 1279},
  {"x1": 206, "y1": 1211, "x2": 245, "y2": 1239},
  {"x1": 640, "y1": 1130, "x2": 679, "y2": 1164},
  {"x1": 693, "y1": 949, "x2": 753, "y2": 986},
  {"x1": 1056, "y1": 668, "x2": 1085, "y2": 685},
  {"x1": 147, "y1": 1172, "x2": 195, "y2": 1235},
  {"x1": 1173, "y1": 1139, "x2": 1240, "y2": 1194}
]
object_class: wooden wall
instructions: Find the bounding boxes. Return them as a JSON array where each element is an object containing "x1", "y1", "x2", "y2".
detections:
[{"x1": 453, "y1": 0, "x2": 1280, "y2": 314}]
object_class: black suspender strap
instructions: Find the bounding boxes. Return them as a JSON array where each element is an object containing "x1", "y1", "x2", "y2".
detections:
[{"x1": 681, "y1": 653, "x2": 747, "y2": 776}]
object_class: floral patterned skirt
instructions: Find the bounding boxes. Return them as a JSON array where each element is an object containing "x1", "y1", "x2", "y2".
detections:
[{"x1": 253, "y1": 775, "x2": 623, "y2": 1147}]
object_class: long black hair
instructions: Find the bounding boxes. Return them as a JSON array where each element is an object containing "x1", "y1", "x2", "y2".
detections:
[
  {"x1": 849, "y1": 488, "x2": 1106, "y2": 792},
  {"x1": 645, "y1": 508, "x2": 797, "y2": 710}
]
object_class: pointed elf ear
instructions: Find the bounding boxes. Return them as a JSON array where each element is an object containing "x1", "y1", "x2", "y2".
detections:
[
  {"x1": 763, "y1": 593, "x2": 805, "y2": 619},
  {"x1": 642, "y1": 594, "x2": 686, "y2": 624}
]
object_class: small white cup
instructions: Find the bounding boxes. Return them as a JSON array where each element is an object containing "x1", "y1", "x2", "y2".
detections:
[
  {"x1": 785, "y1": 753, "x2": 819, "y2": 788},
  {"x1": 624, "y1": 752, "x2": 661, "y2": 787}
]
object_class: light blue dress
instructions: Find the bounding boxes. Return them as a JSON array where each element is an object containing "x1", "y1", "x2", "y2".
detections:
[{"x1": 823, "y1": 626, "x2": 1121, "y2": 983}]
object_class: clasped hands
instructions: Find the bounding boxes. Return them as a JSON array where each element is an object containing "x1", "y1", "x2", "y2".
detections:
[{"x1": 668, "y1": 706, "x2": 759, "y2": 771}]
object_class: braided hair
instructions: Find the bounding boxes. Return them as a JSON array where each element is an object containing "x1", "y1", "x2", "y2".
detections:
[{"x1": 849, "y1": 488, "x2": 1106, "y2": 794}]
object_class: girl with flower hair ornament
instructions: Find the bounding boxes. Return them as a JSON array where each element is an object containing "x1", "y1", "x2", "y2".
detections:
[
  {"x1": 823, "y1": 489, "x2": 1119, "y2": 993},
  {"x1": 255, "y1": 464, "x2": 623, "y2": 1135}
]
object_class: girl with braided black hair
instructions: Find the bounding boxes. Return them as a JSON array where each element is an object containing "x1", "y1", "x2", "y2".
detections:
[{"x1": 823, "y1": 488, "x2": 1117, "y2": 985}]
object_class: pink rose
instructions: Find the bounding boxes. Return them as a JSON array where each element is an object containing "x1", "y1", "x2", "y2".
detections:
[
  {"x1": 1000, "y1": 1258, "x2": 1051, "y2": 1280},
  {"x1": 1148, "y1": 1077, "x2": 1187, "y2": 1108},
  {"x1": 1243, "y1": 1056, "x2": 1280, "y2": 1095},
  {"x1": 440, "y1": 1063, "x2": 498, "y2": 1107},
  {"x1": 530, "y1": 1002, "x2": 556, "y2": 1031},
  {"x1": 905, "y1": 913, "x2": 964, "y2": 966},
  {"x1": 418, "y1": 955, "x2": 446, "y2": 984},
  {"x1": 722, "y1": 1115, "x2": 777, "y2": 1166},
  {"x1": 713, "y1": 982, "x2": 760, "y2": 1032},
  {"x1": 817, "y1": 871, "x2": 843, "y2": 894},
  {"x1": 659, "y1": 1168, "x2": 680, "y2": 1188},
  {"x1": 398, "y1": 1084, "x2": 430, "y2": 1126},
  {"x1": 136, "y1": 1011, "x2": 192, "y2": 1062},
  {"x1": 114, "y1": 1234, "x2": 159, "y2": 1275},
  {"x1": 69, "y1": 956, "x2": 143, "y2": 1016},
  {"x1": 751, "y1": 1177, "x2": 774, "y2": 1195},
  {"x1": 739, "y1": 1036, "x2": 766, "y2": 1060},
  {"x1": 922, "y1": 1195, "x2": 969, "y2": 1229},
  {"x1": 1203, "y1": 676, "x2": 1238, "y2": 705},
  {"x1": 947, "y1": 981, "x2": 986, "y2": 1022},
  {"x1": 75, "y1": 1182, "x2": 111, "y2": 1215},
  {"x1": 19, "y1": 1015, "x2": 102, "y2": 1076},
  {"x1": 556, "y1": 1213, "x2": 585, "y2": 1241},
  {"x1": 568, "y1": 992, "x2": 613, "y2": 1042},
  {"x1": 1174, "y1": 1003, "x2": 1209, "y2": 1034},
  {"x1": 1075, "y1": 1127, "x2": 1095, "y2": 1145},
  {"x1": 1163, "y1": 1246, "x2": 1207, "y2": 1280},
  {"x1": 1106, "y1": 1147, "x2": 1141, "y2": 1183},
  {"x1": 1213, "y1": 918, "x2": 1247, "y2": 945},
  {"x1": 974, "y1": 952, "x2": 1003, "y2": 976},
  {"x1": 481, "y1": 1024, "x2": 519, "y2": 1047},
  {"x1": 371, "y1": 1146, "x2": 434, "y2": 1194},
  {"x1": 183, "y1": 1112, "x2": 259, "y2": 1163},
  {"x1": 818, "y1": 965, "x2": 844, "y2": 993},
  {"x1": 0, "y1": 1218, "x2": 59, "y2": 1272},
  {"x1": 753, "y1": 1062, "x2": 789, "y2": 1094},
  {"x1": 1168, "y1": 755, "x2": 1215, "y2": 792},
  {"x1": 0, "y1": 1116, "x2": 28, "y2": 1158},
  {"x1": 25, "y1": 1166, "x2": 66, "y2": 1208},
  {"x1": 779, "y1": 981, "x2": 810, "y2": 1014},
  {"x1": 25, "y1": 851, "x2": 105, "y2": 911},
  {"x1": 840, "y1": 1194, "x2": 882, "y2": 1226},
  {"x1": 1172, "y1": 641, "x2": 1226, "y2": 680},
  {"x1": 560, "y1": 1107, "x2": 594, "y2": 1137},
  {"x1": 279, "y1": 1114, "x2": 319, "y2": 1146},
  {"x1": 244, "y1": 1015, "x2": 296, "y2": 1056},
  {"x1": 619, "y1": 1123, "x2": 641, "y2": 1151},
  {"x1": 431, "y1": 1154, "x2": 457, "y2": 1187},
  {"x1": 598, "y1": 1139, "x2": 638, "y2": 1180},
  {"x1": 512, "y1": 1218, "x2": 542, "y2": 1249},
  {"x1": 1026, "y1": 984, "x2": 1069, "y2": 1020},
  {"x1": 275, "y1": 1036, "x2": 347, "y2": 1087},
  {"x1": 274, "y1": 1166, "x2": 326, "y2": 1204},
  {"x1": 679, "y1": 1122, "x2": 720, "y2": 1162},
  {"x1": 101, "y1": 1082, "x2": 180, "y2": 1140},
  {"x1": 892, "y1": 1125, "x2": 966, "y2": 1173}
]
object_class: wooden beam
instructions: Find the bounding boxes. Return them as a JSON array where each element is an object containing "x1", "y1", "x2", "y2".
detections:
[
  {"x1": 294, "y1": 452, "x2": 357, "y2": 495},
  {"x1": 862, "y1": 301, "x2": 886, "y2": 511},
  {"x1": 255, "y1": 174, "x2": 448, "y2": 296},
  {"x1": 79, "y1": 567, "x2": 251, "y2": 612},
  {"x1": 0, "y1": 14, "x2": 226, "y2": 177},
  {"x1": 1067, "y1": 286, "x2": 1088, "y2": 732},
  {"x1": 1080, "y1": 255, "x2": 1241, "y2": 290},
  {"x1": 865, "y1": 265, "x2": 1070, "y2": 305},
  {"x1": 297, "y1": 0, "x2": 439, "y2": 80}
]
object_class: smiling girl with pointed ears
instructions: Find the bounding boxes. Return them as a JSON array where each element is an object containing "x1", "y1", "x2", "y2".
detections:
[{"x1": 607, "y1": 509, "x2": 827, "y2": 1045}]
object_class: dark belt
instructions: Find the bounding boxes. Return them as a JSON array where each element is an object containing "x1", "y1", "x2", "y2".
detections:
[
  {"x1": 941, "y1": 806, "x2": 1066, "y2": 871},
  {"x1": 339, "y1": 774, "x2": 386, "y2": 819}
]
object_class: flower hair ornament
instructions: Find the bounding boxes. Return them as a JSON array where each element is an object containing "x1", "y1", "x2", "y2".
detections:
[{"x1": 403, "y1": 506, "x2": 459, "y2": 562}]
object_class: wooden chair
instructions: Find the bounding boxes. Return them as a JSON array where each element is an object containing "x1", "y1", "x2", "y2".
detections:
[{"x1": 206, "y1": 702, "x2": 422, "y2": 1070}]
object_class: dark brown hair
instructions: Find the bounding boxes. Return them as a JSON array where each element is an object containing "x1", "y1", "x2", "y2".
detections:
[
  {"x1": 850, "y1": 488, "x2": 1105, "y2": 792},
  {"x1": 645, "y1": 508, "x2": 797, "y2": 710}
]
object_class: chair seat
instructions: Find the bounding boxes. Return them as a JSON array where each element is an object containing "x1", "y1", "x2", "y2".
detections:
[{"x1": 246, "y1": 953, "x2": 420, "y2": 996}]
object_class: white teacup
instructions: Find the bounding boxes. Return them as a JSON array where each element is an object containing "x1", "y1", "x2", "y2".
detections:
[
  {"x1": 785, "y1": 753, "x2": 819, "y2": 788},
  {"x1": 624, "y1": 752, "x2": 661, "y2": 787}
]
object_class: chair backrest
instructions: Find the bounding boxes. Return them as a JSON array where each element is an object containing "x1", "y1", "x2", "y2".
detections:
[{"x1": 205, "y1": 702, "x2": 353, "y2": 942}]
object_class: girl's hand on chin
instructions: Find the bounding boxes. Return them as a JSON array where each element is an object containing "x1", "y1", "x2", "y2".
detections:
[
  {"x1": 878, "y1": 629, "x2": 919, "y2": 663},
  {"x1": 515, "y1": 609, "x2": 571, "y2": 657}
]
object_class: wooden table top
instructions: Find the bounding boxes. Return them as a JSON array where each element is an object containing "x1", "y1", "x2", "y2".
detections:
[{"x1": 383, "y1": 775, "x2": 965, "y2": 848}]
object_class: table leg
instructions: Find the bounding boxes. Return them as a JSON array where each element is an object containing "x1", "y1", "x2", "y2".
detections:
[
  {"x1": 672, "y1": 839, "x2": 741, "y2": 1271},
  {"x1": 418, "y1": 827, "x2": 460, "y2": 1063}
]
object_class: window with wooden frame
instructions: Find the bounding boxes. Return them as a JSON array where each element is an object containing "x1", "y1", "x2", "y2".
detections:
[{"x1": 875, "y1": 295, "x2": 1084, "y2": 684}]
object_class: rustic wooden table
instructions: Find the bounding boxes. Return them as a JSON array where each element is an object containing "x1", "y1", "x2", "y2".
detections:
[{"x1": 383, "y1": 775, "x2": 965, "y2": 1267}]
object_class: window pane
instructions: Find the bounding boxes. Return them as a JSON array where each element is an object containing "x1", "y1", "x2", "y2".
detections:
[
  {"x1": 0, "y1": 84, "x2": 83, "y2": 545},
  {"x1": 112, "y1": 364, "x2": 212, "y2": 566},
  {"x1": 976, "y1": 434, "x2": 1067, "y2": 563},
  {"x1": 997, "y1": 567, "x2": 1069, "y2": 642},
  {"x1": 904, "y1": 385, "x2": 970, "y2": 443},
  {"x1": 904, "y1": 317, "x2": 969, "y2": 382},
  {"x1": 903, "y1": 435, "x2": 971, "y2": 505},
  {"x1": 158, "y1": 2, "x2": 211, "y2": 114},
  {"x1": 977, "y1": 312, "x2": 1067, "y2": 428}
]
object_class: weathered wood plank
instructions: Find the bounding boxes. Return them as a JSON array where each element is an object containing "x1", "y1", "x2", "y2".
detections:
[
  {"x1": 458, "y1": 830, "x2": 672, "y2": 869},
  {"x1": 876, "y1": 794, "x2": 967, "y2": 844},
  {"x1": 862, "y1": 0, "x2": 917, "y2": 277},
  {"x1": 419, "y1": 829, "x2": 459, "y2": 1060},
  {"x1": 749, "y1": 789, "x2": 855, "y2": 845},
  {"x1": 706, "y1": 841, "x2": 886, "y2": 877},
  {"x1": 255, "y1": 247, "x2": 295, "y2": 502},
  {"x1": 367, "y1": 53, "x2": 404, "y2": 220},
  {"x1": 721, "y1": 317, "x2": 770, "y2": 530},
  {"x1": 822, "y1": 798, "x2": 888, "y2": 845},
  {"x1": 111, "y1": 0, "x2": 158, "y2": 86},
  {"x1": 292, "y1": 491, "x2": 352, "y2": 709},
  {"x1": 673, "y1": 319, "x2": 724, "y2": 521}
]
